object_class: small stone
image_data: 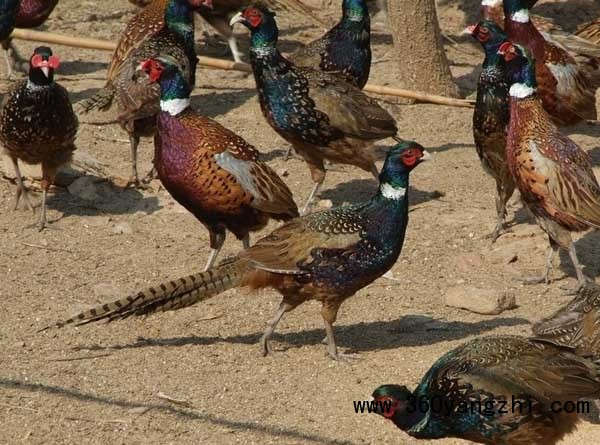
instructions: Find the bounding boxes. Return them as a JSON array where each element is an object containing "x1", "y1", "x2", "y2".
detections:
[
  {"x1": 278, "y1": 169, "x2": 289, "y2": 177},
  {"x1": 445, "y1": 286, "x2": 517, "y2": 315},
  {"x1": 67, "y1": 176, "x2": 102, "y2": 201},
  {"x1": 111, "y1": 222, "x2": 133, "y2": 235},
  {"x1": 454, "y1": 254, "x2": 484, "y2": 273}
]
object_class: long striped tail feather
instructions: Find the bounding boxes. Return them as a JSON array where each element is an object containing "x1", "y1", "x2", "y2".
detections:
[{"x1": 41, "y1": 258, "x2": 249, "y2": 331}]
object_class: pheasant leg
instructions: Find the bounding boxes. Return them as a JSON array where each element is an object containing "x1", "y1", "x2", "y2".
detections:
[
  {"x1": 567, "y1": 242, "x2": 590, "y2": 292},
  {"x1": 10, "y1": 157, "x2": 35, "y2": 212},
  {"x1": 2, "y1": 40, "x2": 26, "y2": 78},
  {"x1": 204, "y1": 232, "x2": 226, "y2": 271},
  {"x1": 522, "y1": 243, "x2": 557, "y2": 285},
  {"x1": 260, "y1": 301, "x2": 294, "y2": 356},
  {"x1": 487, "y1": 181, "x2": 514, "y2": 242},
  {"x1": 128, "y1": 135, "x2": 145, "y2": 188},
  {"x1": 242, "y1": 234, "x2": 250, "y2": 250}
]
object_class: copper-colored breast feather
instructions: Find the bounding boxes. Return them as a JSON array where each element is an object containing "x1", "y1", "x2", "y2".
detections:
[{"x1": 178, "y1": 112, "x2": 298, "y2": 219}]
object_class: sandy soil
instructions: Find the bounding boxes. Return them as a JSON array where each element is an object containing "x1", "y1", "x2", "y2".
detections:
[{"x1": 1, "y1": 0, "x2": 600, "y2": 444}]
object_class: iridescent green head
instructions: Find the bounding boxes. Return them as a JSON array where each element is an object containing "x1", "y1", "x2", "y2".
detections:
[
  {"x1": 379, "y1": 141, "x2": 429, "y2": 196},
  {"x1": 497, "y1": 41, "x2": 537, "y2": 94},
  {"x1": 371, "y1": 384, "x2": 416, "y2": 430},
  {"x1": 342, "y1": 0, "x2": 368, "y2": 21}
]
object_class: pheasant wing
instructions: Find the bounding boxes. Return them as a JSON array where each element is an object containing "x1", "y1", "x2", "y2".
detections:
[{"x1": 300, "y1": 68, "x2": 397, "y2": 140}]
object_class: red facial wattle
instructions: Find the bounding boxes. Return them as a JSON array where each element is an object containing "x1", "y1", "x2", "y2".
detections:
[
  {"x1": 498, "y1": 42, "x2": 516, "y2": 61},
  {"x1": 243, "y1": 10, "x2": 263, "y2": 28},
  {"x1": 31, "y1": 54, "x2": 60, "y2": 70}
]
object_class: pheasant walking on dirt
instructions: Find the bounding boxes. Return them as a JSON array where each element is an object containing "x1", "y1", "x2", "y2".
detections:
[
  {"x1": 0, "y1": 46, "x2": 77, "y2": 230},
  {"x1": 498, "y1": 42, "x2": 600, "y2": 290},
  {"x1": 291, "y1": 0, "x2": 371, "y2": 89},
  {"x1": 79, "y1": 0, "x2": 211, "y2": 187},
  {"x1": 502, "y1": 0, "x2": 600, "y2": 127},
  {"x1": 142, "y1": 56, "x2": 298, "y2": 270},
  {"x1": 231, "y1": 5, "x2": 398, "y2": 213},
  {"x1": 0, "y1": 0, "x2": 58, "y2": 77},
  {"x1": 48, "y1": 141, "x2": 428, "y2": 360},
  {"x1": 465, "y1": 21, "x2": 514, "y2": 241},
  {"x1": 371, "y1": 335, "x2": 600, "y2": 444}
]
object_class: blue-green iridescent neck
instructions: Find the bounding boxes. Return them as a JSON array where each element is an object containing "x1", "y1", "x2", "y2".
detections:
[
  {"x1": 342, "y1": 0, "x2": 368, "y2": 21},
  {"x1": 503, "y1": 0, "x2": 534, "y2": 14},
  {"x1": 165, "y1": 0, "x2": 195, "y2": 42},
  {"x1": 482, "y1": 39, "x2": 507, "y2": 69},
  {"x1": 507, "y1": 55, "x2": 537, "y2": 89},
  {"x1": 158, "y1": 66, "x2": 191, "y2": 101},
  {"x1": 250, "y1": 14, "x2": 279, "y2": 50},
  {"x1": 378, "y1": 150, "x2": 410, "y2": 196}
]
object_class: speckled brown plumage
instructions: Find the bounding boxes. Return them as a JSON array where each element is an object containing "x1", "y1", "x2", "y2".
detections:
[
  {"x1": 533, "y1": 283, "x2": 600, "y2": 359},
  {"x1": 0, "y1": 47, "x2": 77, "y2": 230},
  {"x1": 47, "y1": 141, "x2": 427, "y2": 361},
  {"x1": 501, "y1": 42, "x2": 600, "y2": 289}
]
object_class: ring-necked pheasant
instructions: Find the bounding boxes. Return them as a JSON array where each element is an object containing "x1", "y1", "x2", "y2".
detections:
[
  {"x1": 291, "y1": 0, "x2": 371, "y2": 89},
  {"x1": 0, "y1": 46, "x2": 77, "y2": 230},
  {"x1": 231, "y1": 5, "x2": 398, "y2": 213},
  {"x1": 371, "y1": 335, "x2": 600, "y2": 444},
  {"x1": 46, "y1": 141, "x2": 428, "y2": 360},
  {"x1": 465, "y1": 21, "x2": 514, "y2": 242},
  {"x1": 141, "y1": 55, "x2": 298, "y2": 270},
  {"x1": 498, "y1": 41, "x2": 600, "y2": 290},
  {"x1": 502, "y1": 0, "x2": 600, "y2": 127},
  {"x1": 80, "y1": 0, "x2": 210, "y2": 187}
]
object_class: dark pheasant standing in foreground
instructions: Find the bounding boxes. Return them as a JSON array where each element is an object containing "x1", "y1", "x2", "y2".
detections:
[
  {"x1": 80, "y1": 0, "x2": 210, "y2": 187},
  {"x1": 0, "y1": 0, "x2": 58, "y2": 77},
  {"x1": 466, "y1": 20, "x2": 514, "y2": 241},
  {"x1": 231, "y1": 5, "x2": 398, "y2": 213},
  {"x1": 142, "y1": 56, "x2": 298, "y2": 270},
  {"x1": 291, "y1": 0, "x2": 371, "y2": 88},
  {"x1": 47, "y1": 141, "x2": 428, "y2": 360},
  {"x1": 371, "y1": 335, "x2": 600, "y2": 444},
  {"x1": 499, "y1": 42, "x2": 600, "y2": 290},
  {"x1": 533, "y1": 283, "x2": 600, "y2": 359},
  {"x1": 502, "y1": 0, "x2": 600, "y2": 126},
  {"x1": 0, "y1": 47, "x2": 77, "y2": 229}
]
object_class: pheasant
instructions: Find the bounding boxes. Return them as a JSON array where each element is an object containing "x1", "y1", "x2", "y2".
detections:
[
  {"x1": 291, "y1": 0, "x2": 371, "y2": 89},
  {"x1": 465, "y1": 20, "x2": 514, "y2": 242},
  {"x1": 80, "y1": 0, "x2": 210, "y2": 187},
  {"x1": 0, "y1": 46, "x2": 78, "y2": 230},
  {"x1": 0, "y1": 0, "x2": 58, "y2": 77},
  {"x1": 502, "y1": 0, "x2": 600, "y2": 127},
  {"x1": 576, "y1": 18, "x2": 600, "y2": 46},
  {"x1": 142, "y1": 56, "x2": 298, "y2": 270},
  {"x1": 231, "y1": 5, "x2": 398, "y2": 213},
  {"x1": 129, "y1": 0, "x2": 324, "y2": 63},
  {"x1": 498, "y1": 41, "x2": 600, "y2": 290},
  {"x1": 533, "y1": 283, "x2": 600, "y2": 359},
  {"x1": 46, "y1": 141, "x2": 428, "y2": 360},
  {"x1": 371, "y1": 335, "x2": 600, "y2": 444}
]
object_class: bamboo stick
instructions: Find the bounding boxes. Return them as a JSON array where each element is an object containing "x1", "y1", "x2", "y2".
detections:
[{"x1": 10, "y1": 28, "x2": 474, "y2": 108}]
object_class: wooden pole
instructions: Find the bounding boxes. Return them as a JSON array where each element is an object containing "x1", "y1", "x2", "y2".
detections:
[{"x1": 10, "y1": 28, "x2": 474, "y2": 108}]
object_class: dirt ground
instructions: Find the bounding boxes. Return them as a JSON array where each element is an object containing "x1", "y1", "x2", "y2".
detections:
[{"x1": 2, "y1": 0, "x2": 600, "y2": 443}]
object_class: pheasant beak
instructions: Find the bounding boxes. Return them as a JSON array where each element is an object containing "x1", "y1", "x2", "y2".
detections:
[
  {"x1": 462, "y1": 25, "x2": 477, "y2": 36},
  {"x1": 229, "y1": 12, "x2": 245, "y2": 28},
  {"x1": 420, "y1": 151, "x2": 432, "y2": 162},
  {"x1": 41, "y1": 67, "x2": 50, "y2": 78}
]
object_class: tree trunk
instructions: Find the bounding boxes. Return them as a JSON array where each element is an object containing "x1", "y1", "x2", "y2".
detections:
[{"x1": 386, "y1": 0, "x2": 459, "y2": 98}]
